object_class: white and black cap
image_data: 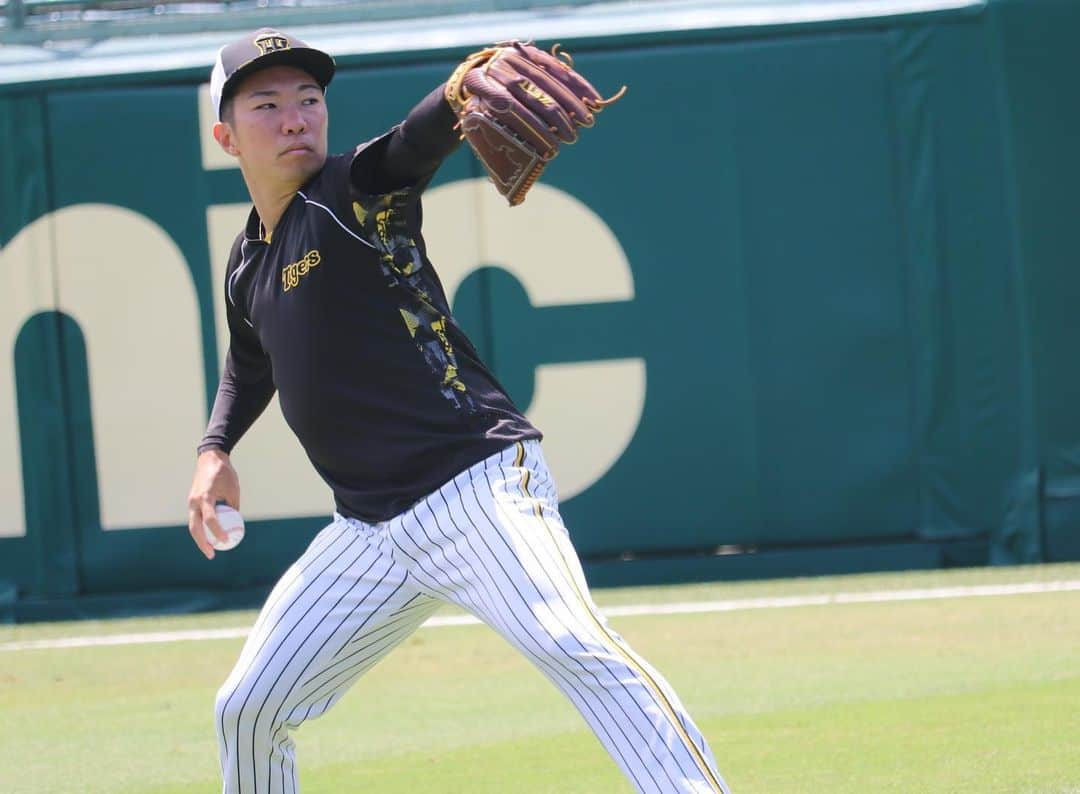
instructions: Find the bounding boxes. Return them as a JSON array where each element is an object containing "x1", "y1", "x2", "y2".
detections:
[{"x1": 210, "y1": 28, "x2": 336, "y2": 120}]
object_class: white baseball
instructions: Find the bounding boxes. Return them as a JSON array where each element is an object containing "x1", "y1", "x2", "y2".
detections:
[{"x1": 204, "y1": 504, "x2": 245, "y2": 551}]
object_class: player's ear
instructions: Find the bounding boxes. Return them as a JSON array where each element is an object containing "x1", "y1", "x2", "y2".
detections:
[{"x1": 213, "y1": 121, "x2": 240, "y2": 157}]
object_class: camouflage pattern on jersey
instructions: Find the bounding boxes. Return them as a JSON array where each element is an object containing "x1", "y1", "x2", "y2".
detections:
[{"x1": 353, "y1": 192, "x2": 478, "y2": 413}]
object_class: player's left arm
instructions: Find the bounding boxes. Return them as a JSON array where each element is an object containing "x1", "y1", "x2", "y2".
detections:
[{"x1": 349, "y1": 84, "x2": 460, "y2": 195}]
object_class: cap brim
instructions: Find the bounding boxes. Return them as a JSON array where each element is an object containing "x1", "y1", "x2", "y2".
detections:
[{"x1": 221, "y1": 47, "x2": 335, "y2": 110}]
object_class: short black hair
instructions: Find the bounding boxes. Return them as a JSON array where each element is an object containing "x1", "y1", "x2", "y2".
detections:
[{"x1": 220, "y1": 94, "x2": 235, "y2": 126}]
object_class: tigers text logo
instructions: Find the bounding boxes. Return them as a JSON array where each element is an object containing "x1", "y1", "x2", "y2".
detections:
[
  {"x1": 281, "y1": 250, "x2": 321, "y2": 292},
  {"x1": 254, "y1": 34, "x2": 290, "y2": 55}
]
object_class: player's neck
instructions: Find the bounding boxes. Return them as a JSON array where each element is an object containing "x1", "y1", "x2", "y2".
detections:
[{"x1": 244, "y1": 175, "x2": 299, "y2": 241}]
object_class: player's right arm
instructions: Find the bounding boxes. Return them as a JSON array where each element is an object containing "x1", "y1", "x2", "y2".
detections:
[{"x1": 187, "y1": 235, "x2": 276, "y2": 559}]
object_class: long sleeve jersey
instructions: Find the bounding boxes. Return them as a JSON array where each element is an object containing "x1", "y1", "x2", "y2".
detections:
[{"x1": 198, "y1": 86, "x2": 540, "y2": 522}]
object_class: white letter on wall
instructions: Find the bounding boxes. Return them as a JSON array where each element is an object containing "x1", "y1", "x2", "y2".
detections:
[
  {"x1": 1, "y1": 205, "x2": 205, "y2": 534},
  {"x1": 0, "y1": 215, "x2": 56, "y2": 537}
]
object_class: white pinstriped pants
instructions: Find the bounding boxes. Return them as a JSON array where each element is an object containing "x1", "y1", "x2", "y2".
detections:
[{"x1": 215, "y1": 440, "x2": 728, "y2": 793}]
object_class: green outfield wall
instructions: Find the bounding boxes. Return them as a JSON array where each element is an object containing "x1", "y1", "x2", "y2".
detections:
[{"x1": 1, "y1": 0, "x2": 1077, "y2": 620}]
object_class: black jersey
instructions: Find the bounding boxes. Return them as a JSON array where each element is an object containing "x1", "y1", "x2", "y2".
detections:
[{"x1": 199, "y1": 89, "x2": 539, "y2": 522}]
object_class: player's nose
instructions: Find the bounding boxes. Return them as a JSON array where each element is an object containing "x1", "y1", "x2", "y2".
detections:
[{"x1": 281, "y1": 107, "x2": 306, "y2": 135}]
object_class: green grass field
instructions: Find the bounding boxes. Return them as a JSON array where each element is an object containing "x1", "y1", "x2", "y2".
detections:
[{"x1": 2, "y1": 563, "x2": 1079, "y2": 793}]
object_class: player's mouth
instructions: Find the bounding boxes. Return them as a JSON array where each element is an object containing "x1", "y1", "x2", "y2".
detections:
[{"x1": 281, "y1": 144, "x2": 313, "y2": 157}]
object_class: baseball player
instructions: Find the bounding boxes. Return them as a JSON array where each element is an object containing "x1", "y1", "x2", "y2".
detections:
[{"x1": 186, "y1": 27, "x2": 729, "y2": 794}]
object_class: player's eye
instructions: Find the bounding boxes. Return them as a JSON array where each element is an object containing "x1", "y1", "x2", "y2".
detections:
[
  {"x1": 254, "y1": 102, "x2": 276, "y2": 111},
  {"x1": 301, "y1": 97, "x2": 320, "y2": 106}
]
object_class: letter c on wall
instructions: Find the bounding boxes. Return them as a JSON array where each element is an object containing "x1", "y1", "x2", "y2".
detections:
[{"x1": 422, "y1": 180, "x2": 646, "y2": 501}]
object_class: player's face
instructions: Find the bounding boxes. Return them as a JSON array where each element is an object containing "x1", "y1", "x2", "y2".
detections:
[{"x1": 220, "y1": 65, "x2": 329, "y2": 187}]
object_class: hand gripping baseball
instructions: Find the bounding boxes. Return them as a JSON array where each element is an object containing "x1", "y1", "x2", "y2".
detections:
[
  {"x1": 445, "y1": 41, "x2": 626, "y2": 206},
  {"x1": 187, "y1": 448, "x2": 241, "y2": 560}
]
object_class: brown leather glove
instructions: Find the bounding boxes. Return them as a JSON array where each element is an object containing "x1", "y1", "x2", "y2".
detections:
[{"x1": 445, "y1": 41, "x2": 626, "y2": 206}]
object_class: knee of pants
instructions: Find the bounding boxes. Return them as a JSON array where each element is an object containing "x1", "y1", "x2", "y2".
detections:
[
  {"x1": 215, "y1": 680, "x2": 244, "y2": 741},
  {"x1": 215, "y1": 673, "x2": 280, "y2": 745}
]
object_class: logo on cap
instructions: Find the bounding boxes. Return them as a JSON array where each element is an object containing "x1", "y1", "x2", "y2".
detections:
[{"x1": 254, "y1": 33, "x2": 290, "y2": 55}]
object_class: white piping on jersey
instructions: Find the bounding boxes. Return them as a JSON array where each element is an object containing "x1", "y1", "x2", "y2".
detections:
[
  {"x1": 226, "y1": 193, "x2": 374, "y2": 328},
  {"x1": 228, "y1": 238, "x2": 258, "y2": 327},
  {"x1": 297, "y1": 190, "x2": 377, "y2": 250}
]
